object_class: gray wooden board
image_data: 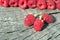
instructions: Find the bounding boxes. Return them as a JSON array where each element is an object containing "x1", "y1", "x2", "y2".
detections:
[{"x1": 0, "y1": 7, "x2": 60, "y2": 40}]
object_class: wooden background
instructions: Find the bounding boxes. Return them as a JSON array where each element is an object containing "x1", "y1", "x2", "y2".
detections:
[{"x1": 0, "y1": 7, "x2": 60, "y2": 40}]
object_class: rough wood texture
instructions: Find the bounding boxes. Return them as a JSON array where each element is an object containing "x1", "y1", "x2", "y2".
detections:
[{"x1": 0, "y1": 7, "x2": 60, "y2": 40}]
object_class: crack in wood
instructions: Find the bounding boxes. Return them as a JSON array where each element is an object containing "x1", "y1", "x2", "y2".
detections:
[
  {"x1": 49, "y1": 12, "x2": 60, "y2": 15},
  {"x1": 47, "y1": 23, "x2": 60, "y2": 30},
  {"x1": 10, "y1": 28, "x2": 34, "y2": 40},
  {"x1": 37, "y1": 31, "x2": 56, "y2": 40},
  {"x1": 55, "y1": 34, "x2": 60, "y2": 38},
  {"x1": 20, "y1": 27, "x2": 33, "y2": 33},
  {"x1": 23, "y1": 32, "x2": 36, "y2": 40},
  {"x1": 47, "y1": 32, "x2": 56, "y2": 40},
  {"x1": 0, "y1": 27, "x2": 33, "y2": 34}
]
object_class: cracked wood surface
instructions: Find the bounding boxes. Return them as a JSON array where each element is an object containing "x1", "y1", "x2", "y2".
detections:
[{"x1": 0, "y1": 7, "x2": 60, "y2": 40}]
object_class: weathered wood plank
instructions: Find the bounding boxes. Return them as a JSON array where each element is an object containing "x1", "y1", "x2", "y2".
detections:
[{"x1": 0, "y1": 7, "x2": 60, "y2": 40}]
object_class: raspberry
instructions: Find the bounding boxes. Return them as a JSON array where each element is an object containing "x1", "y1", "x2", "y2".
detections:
[
  {"x1": 37, "y1": 0, "x2": 47, "y2": 10},
  {"x1": 1, "y1": 0, "x2": 9, "y2": 7},
  {"x1": 28, "y1": 0, "x2": 36, "y2": 8},
  {"x1": 0, "y1": 0, "x2": 2, "y2": 5},
  {"x1": 53, "y1": 0, "x2": 60, "y2": 3},
  {"x1": 42, "y1": 13, "x2": 54, "y2": 23},
  {"x1": 34, "y1": 19, "x2": 44, "y2": 31},
  {"x1": 9, "y1": 0, "x2": 18, "y2": 7},
  {"x1": 24, "y1": 14, "x2": 36, "y2": 26},
  {"x1": 47, "y1": 0, "x2": 56, "y2": 10},
  {"x1": 19, "y1": 0, "x2": 28, "y2": 9},
  {"x1": 57, "y1": 2, "x2": 60, "y2": 10}
]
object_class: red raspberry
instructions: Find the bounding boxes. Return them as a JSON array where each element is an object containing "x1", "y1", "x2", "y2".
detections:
[
  {"x1": 53, "y1": 0, "x2": 60, "y2": 3},
  {"x1": 37, "y1": 0, "x2": 47, "y2": 10},
  {"x1": 57, "y1": 2, "x2": 60, "y2": 10},
  {"x1": 1, "y1": 0, "x2": 9, "y2": 7},
  {"x1": 34, "y1": 19, "x2": 44, "y2": 31},
  {"x1": 24, "y1": 14, "x2": 36, "y2": 26},
  {"x1": 42, "y1": 13, "x2": 54, "y2": 23},
  {"x1": 28, "y1": 0, "x2": 36, "y2": 8},
  {"x1": 0, "y1": 0, "x2": 2, "y2": 5},
  {"x1": 9, "y1": 0, "x2": 18, "y2": 7},
  {"x1": 47, "y1": 0, "x2": 56, "y2": 10},
  {"x1": 19, "y1": 0, "x2": 28, "y2": 9}
]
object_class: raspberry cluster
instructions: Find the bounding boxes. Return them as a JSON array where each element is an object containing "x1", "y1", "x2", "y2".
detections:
[
  {"x1": 0, "y1": 0, "x2": 60, "y2": 10},
  {"x1": 24, "y1": 13, "x2": 54, "y2": 32}
]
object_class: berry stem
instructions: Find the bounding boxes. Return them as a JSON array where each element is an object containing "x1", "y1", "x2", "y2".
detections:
[
  {"x1": 39, "y1": 15, "x2": 43, "y2": 20},
  {"x1": 34, "y1": 14, "x2": 38, "y2": 17}
]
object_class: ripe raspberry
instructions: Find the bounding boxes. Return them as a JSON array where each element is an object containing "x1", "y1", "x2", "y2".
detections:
[
  {"x1": 34, "y1": 19, "x2": 44, "y2": 31},
  {"x1": 56, "y1": 2, "x2": 60, "y2": 10},
  {"x1": 28, "y1": 0, "x2": 36, "y2": 8},
  {"x1": 37, "y1": 0, "x2": 47, "y2": 10},
  {"x1": 19, "y1": 0, "x2": 28, "y2": 9},
  {"x1": 0, "y1": 0, "x2": 2, "y2": 5},
  {"x1": 24, "y1": 14, "x2": 36, "y2": 26},
  {"x1": 47, "y1": 0, "x2": 56, "y2": 10},
  {"x1": 1, "y1": 0, "x2": 9, "y2": 7},
  {"x1": 53, "y1": 0, "x2": 60, "y2": 3},
  {"x1": 42, "y1": 13, "x2": 54, "y2": 23},
  {"x1": 9, "y1": 0, "x2": 18, "y2": 7}
]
